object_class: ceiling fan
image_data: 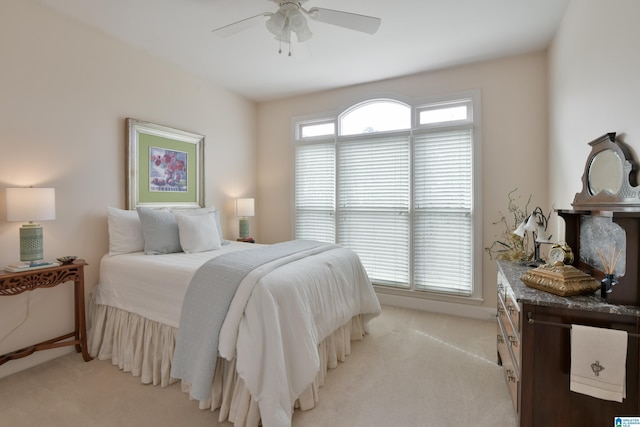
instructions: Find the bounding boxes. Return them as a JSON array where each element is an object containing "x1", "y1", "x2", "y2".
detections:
[{"x1": 212, "y1": 1, "x2": 381, "y2": 55}]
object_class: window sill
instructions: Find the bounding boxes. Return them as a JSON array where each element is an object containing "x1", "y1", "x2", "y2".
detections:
[{"x1": 373, "y1": 284, "x2": 484, "y2": 306}]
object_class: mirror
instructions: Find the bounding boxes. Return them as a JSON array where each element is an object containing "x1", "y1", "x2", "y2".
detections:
[
  {"x1": 572, "y1": 133, "x2": 640, "y2": 211},
  {"x1": 588, "y1": 149, "x2": 623, "y2": 195}
]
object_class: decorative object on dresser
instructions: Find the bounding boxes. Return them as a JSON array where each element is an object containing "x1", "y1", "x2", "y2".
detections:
[
  {"x1": 5, "y1": 187, "x2": 56, "y2": 268},
  {"x1": 512, "y1": 206, "x2": 554, "y2": 265},
  {"x1": 598, "y1": 245, "x2": 622, "y2": 297},
  {"x1": 519, "y1": 262, "x2": 600, "y2": 296},
  {"x1": 548, "y1": 241, "x2": 574, "y2": 265},
  {"x1": 235, "y1": 197, "x2": 255, "y2": 239},
  {"x1": 0, "y1": 259, "x2": 92, "y2": 365},
  {"x1": 485, "y1": 188, "x2": 553, "y2": 264}
]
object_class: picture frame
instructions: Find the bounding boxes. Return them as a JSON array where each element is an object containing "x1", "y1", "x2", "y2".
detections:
[{"x1": 126, "y1": 118, "x2": 204, "y2": 209}]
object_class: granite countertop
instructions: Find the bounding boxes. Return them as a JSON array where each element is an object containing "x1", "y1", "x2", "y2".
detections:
[{"x1": 497, "y1": 260, "x2": 640, "y2": 317}]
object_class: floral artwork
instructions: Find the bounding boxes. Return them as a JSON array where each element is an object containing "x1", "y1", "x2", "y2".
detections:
[{"x1": 149, "y1": 147, "x2": 188, "y2": 192}]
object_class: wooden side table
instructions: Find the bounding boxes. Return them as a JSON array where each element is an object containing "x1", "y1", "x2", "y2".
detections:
[{"x1": 0, "y1": 260, "x2": 92, "y2": 365}]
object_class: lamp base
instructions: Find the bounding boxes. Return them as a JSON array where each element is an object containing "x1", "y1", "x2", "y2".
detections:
[
  {"x1": 239, "y1": 218, "x2": 250, "y2": 239},
  {"x1": 19, "y1": 223, "x2": 44, "y2": 263}
]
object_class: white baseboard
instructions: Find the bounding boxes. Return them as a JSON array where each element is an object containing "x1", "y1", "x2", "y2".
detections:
[{"x1": 376, "y1": 291, "x2": 497, "y2": 321}]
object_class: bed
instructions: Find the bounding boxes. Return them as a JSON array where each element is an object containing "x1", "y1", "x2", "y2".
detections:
[{"x1": 88, "y1": 207, "x2": 381, "y2": 427}]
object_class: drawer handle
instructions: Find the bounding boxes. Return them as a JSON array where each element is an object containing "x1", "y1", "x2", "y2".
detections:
[
  {"x1": 506, "y1": 369, "x2": 517, "y2": 383},
  {"x1": 507, "y1": 303, "x2": 516, "y2": 315},
  {"x1": 508, "y1": 335, "x2": 518, "y2": 347},
  {"x1": 498, "y1": 284, "x2": 504, "y2": 293},
  {"x1": 497, "y1": 334, "x2": 505, "y2": 344},
  {"x1": 497, "y1": 307, "x2": 505, "y2": 316}
]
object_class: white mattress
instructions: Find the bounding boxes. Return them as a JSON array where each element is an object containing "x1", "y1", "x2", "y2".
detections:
[{"x1": 94, "y1": 241, "x2": 254, "y2": 328}]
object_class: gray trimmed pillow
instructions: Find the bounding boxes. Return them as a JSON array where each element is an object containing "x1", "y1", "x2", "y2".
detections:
[{"x1": 137, "y1": 207, "x2": 182, "y2": 255}]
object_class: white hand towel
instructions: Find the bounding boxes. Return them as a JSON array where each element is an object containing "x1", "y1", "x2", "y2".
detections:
[{"x1": 570, "y1": 324, "x2": 627, "y2": 402}]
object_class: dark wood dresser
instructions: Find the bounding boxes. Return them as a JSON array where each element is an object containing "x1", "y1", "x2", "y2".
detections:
[{"x1": 496, "y1": 260, "x2": 640, "y2": 426}]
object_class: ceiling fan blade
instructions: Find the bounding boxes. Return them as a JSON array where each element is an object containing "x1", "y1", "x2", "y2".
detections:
[
  {"x1": 212, "y1": 13, "x2": 271, "y2": 37},
  {"x1": 307, "y1": 7, "x2": 381, "y2": 34}
]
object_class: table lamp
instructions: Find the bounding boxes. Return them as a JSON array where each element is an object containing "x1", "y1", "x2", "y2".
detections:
[
  {"x1": 6, "y1": 187, "x2": 56, "y2": 265},
  {"x1": 235, "y1": 198, "x2": 254, "y2": 239},
  {"x1": 513, "y1": 206, "x2": 552, "y2": 264}
]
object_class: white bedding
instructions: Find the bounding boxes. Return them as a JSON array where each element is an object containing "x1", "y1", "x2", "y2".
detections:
[
  {"x1": 93, "y1": 240, "x2": 381, "y2": 427},
  {"x1": 232, "y1": 243, "x2": 380, "y2": 426},
  {"x1": 94, "y1": 241, "x2": 251, "y2": 328}
]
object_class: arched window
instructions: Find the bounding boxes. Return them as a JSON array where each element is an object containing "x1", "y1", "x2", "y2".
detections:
[
  {"x1": 294, "y1": 92, "x2": 480, "y2": 301},
  {"x1": 339, "y1": 100, "x2": 410, "y2": 135}
]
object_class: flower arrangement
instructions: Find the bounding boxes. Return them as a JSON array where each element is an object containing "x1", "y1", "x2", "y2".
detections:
[{"x1": 485, "y1": 189, "x2": 551, "y2": 262}]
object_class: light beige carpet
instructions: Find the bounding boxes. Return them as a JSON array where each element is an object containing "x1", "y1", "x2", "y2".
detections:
[{"x1": 0, "y1": 305, "x2": 517, "y2": 427}]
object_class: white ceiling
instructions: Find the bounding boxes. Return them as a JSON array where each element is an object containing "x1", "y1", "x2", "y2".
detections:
[{"x1": 36, "y1": 0, "x2": 570, "y2": 103}]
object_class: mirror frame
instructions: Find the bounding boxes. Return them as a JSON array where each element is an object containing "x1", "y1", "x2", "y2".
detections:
[{"x1": 572, "y1": 133, "x2": 640, "y2": 211}]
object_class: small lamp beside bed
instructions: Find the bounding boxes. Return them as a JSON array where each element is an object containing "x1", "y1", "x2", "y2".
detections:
[
  {"x1": 235, "y1": 197, "x2": 255, "y2": 242},
  {"x1": 5, "y1": 187, "x2": 57, "y2": 269}
]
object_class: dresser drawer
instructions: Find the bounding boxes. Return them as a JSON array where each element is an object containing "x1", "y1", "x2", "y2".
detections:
[
  {"x1": 498, "y1": 294, "x2": 521, "y2": 369},
  {"x1": 504, "y1": 290, "x2": 520, "y2": 332},
  {"x1": 497, "y1": 318, "x2": 519, "y2": 412},
  {"x1": 501, "y1": 355, "x2": 519, "y2": 413}
]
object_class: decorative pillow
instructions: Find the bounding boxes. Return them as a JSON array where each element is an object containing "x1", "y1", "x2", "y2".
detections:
[
  {"x1": 137, "y1": 207, "x2": 182, "y2": 255},
  {"x1": 175, "y1": 212, "x2": 222, "y2": 253},
  {"x1": 107, "y1": 207, "x2": 145, "y2": 256},
  {"x1": 170, "y1": 207, "x2": 225, "y2": 244}
]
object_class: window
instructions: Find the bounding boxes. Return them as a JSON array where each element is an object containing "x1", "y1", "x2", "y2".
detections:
[{"x1": 294, "y1": 93, "x2": 480, "y2": 299}]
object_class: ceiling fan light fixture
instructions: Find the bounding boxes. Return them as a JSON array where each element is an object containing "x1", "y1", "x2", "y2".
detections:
[
  {"x1": 213, "y1": 1, "x2": 381, "y2": 54},
  {"x1": 294, "y1": 26, "x2": 312, "y2": 42},
  {"x1": 289, "y1": 9, "x2": 312, "y2": 42},
  {"x1": 266, "y1": 11, "x2": 286, "y2": 36},
  {"x1": 278, "y1": 24, "x2": 292, "y2": 43}
]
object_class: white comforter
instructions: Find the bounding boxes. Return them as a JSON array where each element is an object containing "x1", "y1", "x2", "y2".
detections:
[{"x1": 94, "y1": 241, "x2": 381, "y2": 427}]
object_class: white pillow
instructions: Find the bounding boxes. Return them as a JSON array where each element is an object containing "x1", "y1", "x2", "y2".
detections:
[
  {"x1": 137, "y1": 207, "x2": 182, "y2": 255},
  {"x1": 170, "y1": 207, "x2": 225, "y2": 244},
  {"x1": 107, "y1": 207, "x2": 145, "y2": 256},
  {"x1": 175, "y1": 212, "x2": 222, "y2": 253}
]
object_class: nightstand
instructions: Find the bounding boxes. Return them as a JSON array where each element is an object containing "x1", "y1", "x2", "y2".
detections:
[{"x1": 0, "y1": 260, "x2": 92, "y2": 365}]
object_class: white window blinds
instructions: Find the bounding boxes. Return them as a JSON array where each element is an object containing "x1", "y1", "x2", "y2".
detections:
[
  {"x1": 293, "y1": 93, "x2": 479, "y2": 299},
  {"x1": 337, "y1": 134, "x2": 410, "y2": 286},
  {"x1": 413, "y1": 129, "x2": 473, "y2": 295},
  {"x1": 295, "y1": 142, "x2": 335, "y2": 243}
]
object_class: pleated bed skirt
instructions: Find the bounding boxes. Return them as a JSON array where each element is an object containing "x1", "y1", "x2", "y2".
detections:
[{"x1": 87, "y1": 297, "x2": 365, "y2": 426}]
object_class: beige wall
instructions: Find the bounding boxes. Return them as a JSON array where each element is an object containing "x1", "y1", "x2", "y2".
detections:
[
  {"x1": 548, "y1": 0, "x2": 640, "y2": 213},
  {"x1": 256, "y1": 52, "x2": 550, "y2": 316},
  {"x1": 0, "y1": 0, "x2": 256, "y2": 377}
]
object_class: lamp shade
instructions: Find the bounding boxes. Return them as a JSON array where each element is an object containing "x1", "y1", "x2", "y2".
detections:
[
  {"x1": 523, "y1": 213, "x2": 538, "y2": 232},
  {"x1": 6, "y1": 187, "x2": 56, "y2": 222},
  {"x1": 535, "y1": 224, "x2": 550, "y2": 243},
  {"x1": 235, "y1": 198, "x2": 255, "y2": 217},
  {"x1": 266, "y1": 11, "x2": 287, "y2": 36},
  {"x1": 513, "y1": 220, "x2": 526, "y2": 238}
]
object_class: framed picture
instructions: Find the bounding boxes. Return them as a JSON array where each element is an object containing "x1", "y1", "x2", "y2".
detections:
[{"x1": 126, "y1": 118, "x2": 204, "y2": 209}]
